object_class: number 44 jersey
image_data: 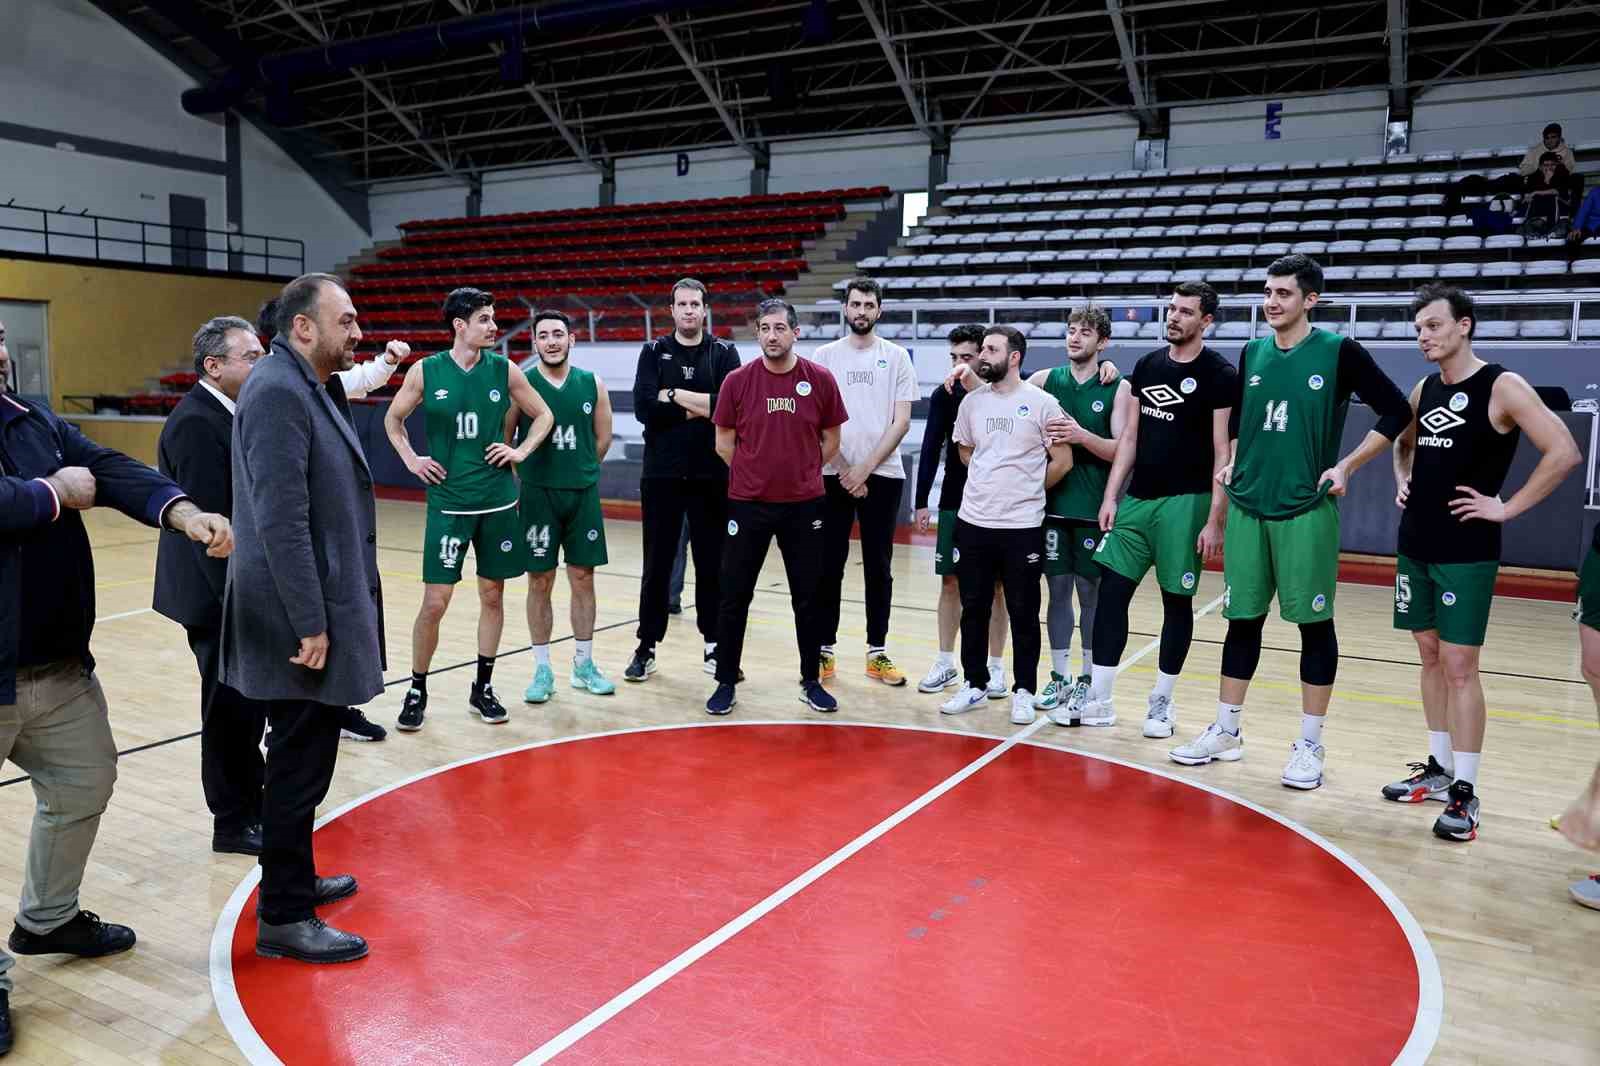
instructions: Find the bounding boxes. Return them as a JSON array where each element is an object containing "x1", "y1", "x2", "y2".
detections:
[
  {"x1": 519, "y1": 364, "x2": 601, "y2": 490},
  {"x1": 421, "y1": 349, "x2": 518, "y2": 514}
]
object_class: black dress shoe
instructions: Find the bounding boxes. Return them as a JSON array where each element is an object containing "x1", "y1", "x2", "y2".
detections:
[
  {"x1": 213, "y1": 823, "x2": 263, "y2": 856},
  {"x1": 313, "y1": 874, "x2": 358, "y2": 907},
  {"x1": 255, "y1": 916, "x2": 367, "y2": 963},
  {"x1": 8, "y1": 911, "x2": 136, "y2": 958},
  {"x1": 0, "y1": 988, "x2": 12, "y2": 1056}
]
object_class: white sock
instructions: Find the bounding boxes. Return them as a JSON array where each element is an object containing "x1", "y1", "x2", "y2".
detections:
[
  {"x1": 1078, "y1": 648, "x2": 1092, "y2": 678},
  {"x1": 1300, "y1": 713, "x2": 1325, "y2": 746},
  {"x1": 936, "y1": 649, "x2": 955, "y2": 667},
  {"x1": 705, "y1": 642, "x2": 717, "y2": 656},
  {"x1": 1153, "y1": 671, "x2": 1177, "y2": 699},
  {"x1": 1452, "y1": 751, "x2": 1480, "y2": 787},
  {"x1": 574, "y1": 640, "x2": 592, "y2": 664},
  {"x1": 822, "y1": 644, "x2": 835, "y2": 655},
  {"x1": 1427, "y1": 731, "x2": 1453, "y2": 773},
  {"x1": 1216, "y1": 701, "x2": 1242, "y2": 734},
  {"x1": 533, "y1": 644, "x2": 551, "y2": 666},
  {"x1": 868, "y1": 644, "x2": 886, "y2": 656},
  {"x1": 1090, "y1": 663, "x2": 1117, "y2": 702},
  {"x1": 1050, "y1": 649, "x2": 1070, "y2": 676},
  {"x1": 988, "y1": 654, "x2": 1004, "y2": 671}
]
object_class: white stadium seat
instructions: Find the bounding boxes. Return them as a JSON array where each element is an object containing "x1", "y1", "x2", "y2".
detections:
[
  {"x1": 1403, "y1": 237, "x2": 1443, "y2": 253},
  {"x1": 1137, "y1": 270, "x2": 1174, "y2": 284},
  {"x1": 1321, "y1": 266, "x2": 1356, "y2": 281},
  {"x1": 1338, "y1": 196, "x2": 1374, "y2": 211},
  {"x1": 1102, "y1": 270, "x2": 1140, "y2": 284},
  {"x1": 1327, "y1": 239, "x2": 1365, "y2": 254},
  {"x1": 1365, "y1": 238, "x2": 1403, "y2": 253},
  {"x1": 1484, "y1": 234, "x2": 1524, "y2": 250},
  {"x1": 1356, "y1": 264, "x2": 1397, "y2": 281},
  {"x1": 1378, "y1": 321, "x2": 1413, "y2": 339},
  {"x1": 1580, "y1": 319, "x2": 1600, "y2": 339},
  {"x1": 1397, "y1": 264, "x2": 1438, "y2": 280},
  {"x1": 1205, "y1": 267, "x2": 1244, "y2": 282},
  {"x1": 1442, "y1": 235, "x2": 1483, "y2": 251},
  {"x1": 1292, "y1": 241, "x2": 1328, "y2": 255},
  {"x1": 1571, "y1": 259, "x2": 1600, "y2": 278},
  {"x1": 1138, "y1": 321, "x2": 1165, "y2": 338},
  {"x1": 1524, "y1": 260, "x2": 1567, "y2": 277},
  {"x1": 1479, "y1": 262, "x2": 1523, "y2": 278},
  {"x1": 1519, "y1": 321, "x2": 1569, "y2": 339},
  {"x1": 1111, "y1": 321, "x2": 1141, "y2": 338},
  {"x1": 1216, "y1": 322, "x2": 1252, "y2": 338},
  {"x1": 1438, "y1": 262, "x2": 1481, "y2": 278},
  {"x1": 1258, "y1": 242, "x2": 1291, "y2": 256},
  {"x1": 1475, "y1": 321, "x2": 1517, "y2": 339}
]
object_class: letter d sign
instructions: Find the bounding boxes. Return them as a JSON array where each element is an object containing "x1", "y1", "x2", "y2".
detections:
[{"x1": 676, "y1": 152, "x2": 690, "y2": 176}]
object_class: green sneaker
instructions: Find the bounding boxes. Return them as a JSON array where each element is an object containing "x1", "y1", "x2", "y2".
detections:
[
  {"x1": 524, "y1": 663, "x2": 555, "y2": 704},
  {"x1": 572, "y1": 658, "x2": 616, "y2": 696},
  {"x1": 1036, "y1": 671, "x2": 1066, "y2": 710}
]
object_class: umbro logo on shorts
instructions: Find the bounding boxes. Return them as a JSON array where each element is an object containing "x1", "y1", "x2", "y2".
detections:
[
  {"x1": 812, "y1": 518, "x2": 823, "y2": 529},
  {"x1": 1027, "y1": 553, "x2": 1040, "y2": 563}
]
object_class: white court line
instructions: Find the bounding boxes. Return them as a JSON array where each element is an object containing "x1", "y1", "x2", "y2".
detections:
[
  {"x1": 513, "y1": 591, "x2": 1226, "y2": 1065},
  {"x1": 96, "y1": 606, "x2": 153, "y2": 622}
]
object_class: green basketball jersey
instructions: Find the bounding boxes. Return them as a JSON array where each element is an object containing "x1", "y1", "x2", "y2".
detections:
[
  {"x1": 1226, "y1": 327, "x2": 1346, "y2": 520},
  {"x1": 420, "y1": 350, "x2": 517, "y2": 513},
  {"x1": 1042, "y1": 363, "x2": 1118, "y2": 520},
  {"x1": 519, "y1": 364, "x2": 600, "y2": 490}
]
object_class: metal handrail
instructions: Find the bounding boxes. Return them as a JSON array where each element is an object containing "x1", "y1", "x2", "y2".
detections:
[{"x1": 0, "y1": 202, "x2": 305, "y2": 276}]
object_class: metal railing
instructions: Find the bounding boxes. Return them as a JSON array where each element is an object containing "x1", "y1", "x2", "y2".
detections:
[{"x1": 0, "y1": 202, "x2": 304, "y2": 276}]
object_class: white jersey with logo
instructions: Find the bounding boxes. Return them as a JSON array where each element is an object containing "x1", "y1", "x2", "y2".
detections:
[
  {"x1": 951, "y1": 381, "x2": 1063, "y2": 529},
  {"x1": 810, "y1": 335, "x2": 918, "y2": 479}
]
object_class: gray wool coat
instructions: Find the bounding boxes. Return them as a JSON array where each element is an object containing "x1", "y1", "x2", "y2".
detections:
[{"x1": 220, "y1": 337, "x2": 386, "y2": 707}]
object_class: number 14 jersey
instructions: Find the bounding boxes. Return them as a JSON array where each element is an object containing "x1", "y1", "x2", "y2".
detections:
[{"x1": 421, "y1": 349, "x2": 517, "y2": 514}]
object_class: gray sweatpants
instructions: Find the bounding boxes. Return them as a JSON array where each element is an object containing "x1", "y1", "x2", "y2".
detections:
[{"x1": 0, "y1": 660, "x2": 120, "y2": 993}]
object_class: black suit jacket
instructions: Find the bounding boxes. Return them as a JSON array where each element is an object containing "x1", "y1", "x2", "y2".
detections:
[{"x1": 153, "y1": 384, "x2": 233, "y2": 628}]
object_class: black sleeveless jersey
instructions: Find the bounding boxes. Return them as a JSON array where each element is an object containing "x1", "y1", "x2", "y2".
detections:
[{"x1": 1398, "y1": 364, "x2": 1521, "y2": 563}]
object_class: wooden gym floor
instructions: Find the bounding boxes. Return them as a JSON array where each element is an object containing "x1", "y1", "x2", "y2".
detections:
[{"x1": 1, "y1": 500, "x2": 1596, "y2": 1065}]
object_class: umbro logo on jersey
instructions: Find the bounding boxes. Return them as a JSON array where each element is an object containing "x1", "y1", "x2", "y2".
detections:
[
  {"x1": 1418, "y1": 406, "x2": 1466, "y2": 447},
  {"x1": 434, "y1": 389, "x2": 450, "y2": 399},
  {"x1": 1248, "y1": 375, "x2": 1262, "y2": 387},
  {"x1": 847, "y1": 371, "x2": 876, "y2": 386},
  {"x1": 1142, "y1": 384, "x2": 1182, "y2": 407}
]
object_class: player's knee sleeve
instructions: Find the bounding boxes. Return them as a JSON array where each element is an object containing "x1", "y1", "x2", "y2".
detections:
[
  {"x1": 1220, "y1": 615, "x2": 1267, "y2": 681},
  {"x1": 1157, "y1": 589, "x2": 1194, "y2": 676},
  {"x1": 1298, "y1": 620, "x2": 1339, "y2": 686},
  {"x1": 1091, "y1": 569, "x2": 1137, "y2": 666}
]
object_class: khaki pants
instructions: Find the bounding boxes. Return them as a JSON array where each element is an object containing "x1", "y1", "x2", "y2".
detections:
[{"x1": 0, "y1": 661, "x2": 119, "y2": 993}]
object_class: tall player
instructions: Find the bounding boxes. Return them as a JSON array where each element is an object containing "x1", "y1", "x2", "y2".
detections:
[
  {"x1": 811, "y1": 277, "x2": 918, "y2": 686},
  {"x1": 1074, "y1": 283, "x2": 1234, "y2": 735},
  {"x1": 1565, "y1": 535, "x2": 1600, "y2": 908},
  {"x1": 1384, "y1": 283, "x2": 1578, "y2": 840},
  {"x1": 914, "y1": 324, "x2": 1009, "y2": 697},
  {"x1": 1027, "y1": 306, "x2": 1127, "y2": 714},
  {"x1": 1171, "y1": 255, "x2": 1411, "y2": 788},
  {"x1": 518, "y1": 310, "x2": 617, "y2": 703},
  {"x1": 384, "y1": 287, "x2": 554, "y2": 732}
]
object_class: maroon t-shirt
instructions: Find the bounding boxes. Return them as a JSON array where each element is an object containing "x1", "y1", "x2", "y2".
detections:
[{"x1": 713, "y1": 356, "x2": 848, "y2": 502}]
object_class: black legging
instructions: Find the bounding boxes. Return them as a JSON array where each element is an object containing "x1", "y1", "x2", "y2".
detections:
[{"x1": 1091, "y1": 569, "x2": 1196, "y2": 674}]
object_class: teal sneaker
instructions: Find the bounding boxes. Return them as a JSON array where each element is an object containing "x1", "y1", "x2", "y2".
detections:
[
  {"x1": 1036, "y1": 671, "x2": 1066, "y2": 710},
  {"x1": 524, "y1": 663, "x2": 556, "y2": 704},
  {"x1": 572, "y1": 658, "x2": 616, "y2": 696}
]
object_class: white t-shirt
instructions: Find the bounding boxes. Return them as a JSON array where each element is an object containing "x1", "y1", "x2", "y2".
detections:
[
  {"x1": 810, "y1": 335, "x2": 918, "y2": 479},
  {"x1": 952, "y1": 381, "x2": 1063, "y2": 529}
]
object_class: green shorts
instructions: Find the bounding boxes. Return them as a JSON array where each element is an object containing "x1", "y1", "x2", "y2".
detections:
[
  {"x1": 1392, "y1": 553, "x2": 1499, "y2": 646},
  {"x1": 1045, "y1": 517, "x2": 1103, "y2": 578},
  {"x1": 1579, "y1": 548, "x2": 1600, "y2": 630},
  {"x1": 935, "y1": 509, "x2": 959, "y2": 576},
  {"x1": 521, "y1": 484, "x2": 608, "y2": 572},
  {"x1": 423, "y1": 503, "x2": 525, "y2": 585},
  {"x1": 1222, "y1": 497, "x2": 1339, "y2": 623},
  {"x1": 1094, "y1": 493, "x2": 1209, "y2": 596}
]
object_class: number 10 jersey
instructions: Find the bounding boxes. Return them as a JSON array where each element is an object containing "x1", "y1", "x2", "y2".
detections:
[{"x1": 421, "y1": 349, "x2": 517, "y2": 514}]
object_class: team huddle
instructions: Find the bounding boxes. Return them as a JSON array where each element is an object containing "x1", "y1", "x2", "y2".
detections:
[{"x1": 377, "y1": 256, "x2": 1585, "y2": 853}]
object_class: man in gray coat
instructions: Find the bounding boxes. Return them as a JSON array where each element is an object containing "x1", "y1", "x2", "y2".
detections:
[{"x1": 222, "y1": 272, "x2": 384, "y2": 963}]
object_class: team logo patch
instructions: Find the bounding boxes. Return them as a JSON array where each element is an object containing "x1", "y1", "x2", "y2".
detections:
[
  {"x1": 434, "y1": 388, "x2": 450, "y2": 400},
  {"x1": 587, "y1": 529, "x2": 599, "y2": 541},
  {"x1": 1017, "y1": 404, "x2": 1031, "y2": 418},
  {"x1": 1312, "y1": 593, "x2": 1327, "y2": 613},
  {"x1": 727, "y1": 520, "x2": 739, "y2": 536},
  {"x1": 1419, "y1": 406, "x2": 1467, "y2": 434},
  {"x1": 1180, "y1": 376, "x2": 1197, "y2": 394},
  {"x1": 1182, "y1": 571, "x2": 1196, "y2": 589},
  {"x1": 876, "y1": 357, "x2": 889, "y2": 369},
  {"x1": 796, "y1": 381, "x2": 813, "y2": 397},
  {"x1": 1141, "y1": 384, "x2": 1183, "y2": 407},
  {"x1": 582, "y1": 401, "x2": 593, "y2": 414},
  {"x1": 1083, "y1": 536, "x2": 1097, "y2": 549},
  {"x1": 499, "y1": 540, "x2": 513, "y2": 552},
  {"x1": 952, "y1": 547, "x2": 961, "y2": 563},
  {"x1": 489, "y1": 389, "x2": 502, "y2": 402},
  {"x1": 1308, "y1": 374, "x2": 1325, "y2": 391},
  {"x1": 1091, "y1": 400, "x2": 1105, "y2": 413},
  {"x1": 1441, "y1": 591, "x2": 1457, "y2": 607},
  {"x1": 1449, "y1": 391, "x2": 1468, "y2": 412}
]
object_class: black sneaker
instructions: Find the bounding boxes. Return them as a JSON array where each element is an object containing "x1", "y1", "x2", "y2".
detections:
[
  {"x1": 469, "y1": 683, "x2": 509, "y2": 724},
  {"x1": 706, "y1": 682, "x2": 737, "y2": 715},
  {"x1": 668, "y1": 601, "x2": 683, "y2": 615},
  {"x1": 799, "y1": 680, "x2": 838, "y2": 713},
  {"x1": 1380, "y1": 756, "x2": 1452, "y2": 803},
  {"x1": 8, "y1": 910, "x2": 136, "y2": 958},
  {"x1": 624, "y1": 650, "x2": 656, "y2": 682},
  {"x1": 396, "y1": 688, "x2": 427, "y2": 732},
  {"x1": 1433, "y1": 780, "x2": 1480, "y2": 842},
  {"x1": 339, "y1": 707, "x2": 387, "y2": 742},
  {"x1": 0, "y1": 988, "x2": 11, "y2": 1056}
]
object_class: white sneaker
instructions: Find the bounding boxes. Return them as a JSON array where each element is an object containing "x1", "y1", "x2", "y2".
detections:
[
  {"x1": 986, "y1": 664, "x2": 1008, "y2": 698},
  {"x1": 918, "y1": 661, "x2": 960, "y2": 693},
  {"x1": 1281, "y1": 739, "x2": 1326, "y2": 790},
  {"x1": 1169, "y1": 722, "x2": 1243, "y2": 765},
  {"x1": 941, "y1": 684, "x2": 987, "y2": 715},
  {"x1": 1010, "y1": 690, "x2": 1035, "y2": 725},
  {"x1": 1143, "y1": 693, "x2": 1176, "y2": 739},
  {"x1": 1046, "y1": 694, "x2": 1080, "y2": 727},
  {"x1": 1078, "y1": 696, "x2": 1116, "y2": 727}
]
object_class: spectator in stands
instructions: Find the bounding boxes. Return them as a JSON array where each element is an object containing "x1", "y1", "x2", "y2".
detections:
[
  {"x1": 1566, "y1": 186, "x2": 1600, "y2": 250},
  {"x1": 1519, "y1": 123, "x2": 1577, "y2": 176},
  {"x1": 626, "y1": 278, "x2": 743, "y2": 683},
  {"x1": 1522, "y1": 152, "x2": 1575, "y2": 239},
  {"x1": 0, "y1": 318, "x2": 9, "y2": 394}
]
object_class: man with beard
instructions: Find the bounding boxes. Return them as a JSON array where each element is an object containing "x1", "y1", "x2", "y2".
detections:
[
  {"x1": 941, "y1": 327, "x2": 1071, "y2": 723},
  {"x1": 1384, "y1": 283, "x2": 1578, "y2": 841},
  {"x1": 1026, "y1": 305, "x2": 1128, "y2": 717},
  {"x1": 706, "y1": 298, "x2": 847, "y2": 715},
  {"x1": 810, "y1": 277, "x2": 918, "y2": 687},
  {"x1": 1073, "y1": 284, "x2": 1234, "y2": 735},
  {"x1": 517, "y1": 310, "x2": 617, "y2": 703},
  {"x1": 384, "y1": 287, "x2": 555, "y2": 733},
  {"x1": 1173, "y1": 255, "x2": 1411, "y2": 790}
]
